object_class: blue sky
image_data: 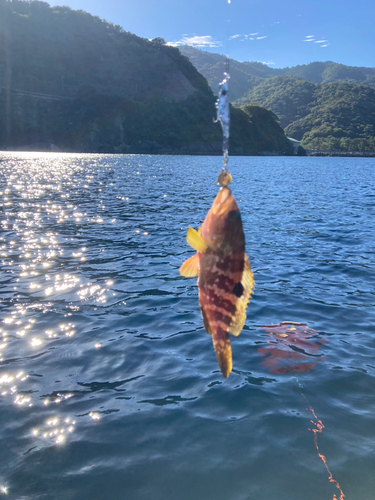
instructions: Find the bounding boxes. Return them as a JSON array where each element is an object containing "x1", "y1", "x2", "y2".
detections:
[{"x1": 57, "y1": 0, "x2": 375, "y2": 68}]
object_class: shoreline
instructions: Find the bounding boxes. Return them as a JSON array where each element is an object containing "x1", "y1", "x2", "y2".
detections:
[
  {"x1": 1, "y1": 146, "x2": 375, "y2": 158},
  {"x1": 307, "y1": 151, "x2": 375, "y2": 158}
]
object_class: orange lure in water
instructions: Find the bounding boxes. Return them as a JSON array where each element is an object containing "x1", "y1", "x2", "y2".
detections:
[{"x1": 180, "y1": 170, "x2": 255, "y2": 377}]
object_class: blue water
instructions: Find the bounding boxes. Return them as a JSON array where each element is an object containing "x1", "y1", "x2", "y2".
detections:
[{"x1": 1, "y1": 153, "x2": 375, "y2": 500}]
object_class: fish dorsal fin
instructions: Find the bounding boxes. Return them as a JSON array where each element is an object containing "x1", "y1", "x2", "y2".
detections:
[
  {"x1": 179, "y1": 254, "x2": 199, "y2": 278},
  {"x1": 228, "y1": 254, "x2": 255, "y2": 337},
  {"x1": 187, "y1": 226, "x2": 208, "y2": 253}
]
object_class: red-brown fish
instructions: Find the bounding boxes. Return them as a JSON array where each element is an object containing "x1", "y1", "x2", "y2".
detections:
[
  {"x1": 258, "y1": 322, "x2": 326, "y2": 374},
  {"x1": 179, "y1": 170, "x2": 255, "y2": 377}
]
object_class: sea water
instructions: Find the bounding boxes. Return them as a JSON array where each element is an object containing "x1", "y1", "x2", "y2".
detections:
[{"x1": 0, "y1": 153, "x2": 375, "y2": 500}]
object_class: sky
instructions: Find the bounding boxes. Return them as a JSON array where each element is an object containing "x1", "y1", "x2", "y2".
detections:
[{"x1": 56, "y1": 0, "x2": 375, "y2": 68}]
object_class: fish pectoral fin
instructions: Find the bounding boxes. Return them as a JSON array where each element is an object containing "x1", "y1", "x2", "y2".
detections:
[
  {"x1": 179, "y1": 254, "x2": 199, "y2": 278},
  {"x1": 228, "y1": 253, "x2": 255, "y2": 338},
  {"x1": 187, "y1": 226, "x2": 208, "y2": 253}
]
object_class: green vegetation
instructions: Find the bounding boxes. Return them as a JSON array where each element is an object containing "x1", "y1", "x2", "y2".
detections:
[
  {"x1": 179, "y1": 46, "x2": 279, "y2": 101},
  {"x1": 230, "y1": 104, "x2": 292, "y2": 153},
  {"x1": 286, "y1": 61, "x2": 375, "y2": 86},
  {"x1": 237, "y1": 76, "x2": 375, "y2": 151},
  {"x1": 0, "y1": 0, "x2": 292, "y2": 154},
  {"x1": 180, "y1": 46, "x2": 375, "y2": 96},
  {"x1": 0, "y1": 1, "x2": 208, "y2": 98},
  {"x1": 286, "y1": 83, "x2": 375, "y2": 151},
  {"x1": 236, "y1": 76, "x2": 317, "y2": 128},
  {"x1": 180, "y1": 46, "x2": 375, "y2": 151}
]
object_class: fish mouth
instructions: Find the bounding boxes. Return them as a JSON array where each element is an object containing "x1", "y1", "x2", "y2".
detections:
[{"x1": 212, "y1": 188, "x2": 233, "y2": 216}]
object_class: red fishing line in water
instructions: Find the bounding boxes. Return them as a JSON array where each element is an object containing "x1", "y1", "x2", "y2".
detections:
[
  {"x1": 259, "y1": 322, "x2": 345, "y2": 499},
  {"x1": 301, "y1": 393, "x2": 345, "y2": 500}
]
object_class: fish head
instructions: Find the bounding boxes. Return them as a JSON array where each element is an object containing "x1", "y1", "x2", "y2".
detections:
[{"x1": 201, "y1": 187, "x2": 245, "y2": 254}]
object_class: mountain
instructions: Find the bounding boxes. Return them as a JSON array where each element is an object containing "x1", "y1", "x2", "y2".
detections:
[
  {"x1": 0, "y1": 0, "x2": 292, "y2": 155},
  {"x1": 237, "y1": 75, "x2": 375, "y2": 151},
  {"x1": 285, "y1": 82, "x2": 375, "y2": 151},
  {"x1": 179, "y1": 46, "x2": 375, "y2": 99},
  {"x1": 284, "y1": 62, "x2": 375, "y2": 86},
  {"x1": 179, "y1": 46, "x2": 375, "y2": 152},
  {"x1": 236, "y1": 76, "x2": 317, "y2": 129},
  {"x1": 178, "y1": 46, "x2": 281, "y2": 102}
]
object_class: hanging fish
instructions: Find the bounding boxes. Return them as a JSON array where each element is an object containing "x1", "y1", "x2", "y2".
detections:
[{"x1": 180, "y1": 169, "x2": 255, "y2": 377}]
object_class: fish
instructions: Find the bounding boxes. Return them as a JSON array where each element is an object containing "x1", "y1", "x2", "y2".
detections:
[
  {"x1": 258, "y1": 322, "x2": 326, "y2": 375},
  {"x1": 179, "y1": 169, "x2": 255, "y2": 377}
]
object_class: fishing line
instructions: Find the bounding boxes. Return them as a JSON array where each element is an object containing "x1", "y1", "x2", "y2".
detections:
[
  {"x1": 292, "y1": 377, "x2": 345, "y2": 500},
  {"x1": 214, "y1": 0, "x2": 231, "y2": 172}
]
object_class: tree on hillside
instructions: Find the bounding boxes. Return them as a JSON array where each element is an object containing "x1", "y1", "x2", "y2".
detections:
[{"x1": 235, "y1": 76, "x2": 317, "y2": 128}]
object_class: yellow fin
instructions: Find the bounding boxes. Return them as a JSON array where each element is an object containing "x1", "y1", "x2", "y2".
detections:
[
  {"x1": 228, "y1": 254, "x2": 255, "y2": 337},
  {"x1": 179, "y1": 254, "x2": 199, "y2": 278},
  {"x1": 186, "y1": 226, "x2": 208, "y2": 253},
  {"x1": 213, "y1": 336, "x2": 232, "y2": 378}
]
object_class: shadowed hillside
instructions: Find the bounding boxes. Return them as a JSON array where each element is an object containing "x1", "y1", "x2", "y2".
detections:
[{"x1": 0, "y1": 0, "x2": 292, "y2": 154}]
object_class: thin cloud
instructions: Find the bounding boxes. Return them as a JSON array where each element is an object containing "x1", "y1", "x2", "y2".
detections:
[
  {"x1": 227, "y1": 33, "x2": 266, "y2": 42},
  {"x1": 320, "y1": 44, "x2": 329, "y2": 48},
  {"x1": 302, "y1": 35, "x2": 329, "y2": 47},
  {"x1": 166, "y1": 35, "x2": 222, "y2": 48},
  {"x1": 261, "y1": 61, "x2": 275, "y2": 66}
]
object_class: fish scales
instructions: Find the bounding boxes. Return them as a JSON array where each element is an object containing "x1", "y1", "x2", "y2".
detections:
[{"x1": 180, "y1": 179, "x2": 255, "y2": 378}]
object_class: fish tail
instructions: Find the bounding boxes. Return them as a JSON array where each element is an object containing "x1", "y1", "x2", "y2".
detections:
[{"x1": 212, "y1": 332, "x2": 232, "y2": 378}]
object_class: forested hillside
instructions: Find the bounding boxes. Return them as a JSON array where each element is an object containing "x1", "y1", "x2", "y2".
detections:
[
  {"x1": 0, "y1": 2, "x2": 208, "y2": 99},
  {"x1": 286, "y1": 83, "x2": 375, "y2": 151},
  {"x1": 0, "y1": 0, "x2": 292, "y2": 154},
  {"x1": 236, "y1": 76, "x2": 317, "y2": 128},
  {"x1": 180, "y1": 46, "x2": 375, "y2": 152},
  {"x1": 179, "y1": 46, "x2": 281, "y2": 101},
  {"x1": 180, "y1": 46, "x2": 375, "y2": 98},
  {"x1": 237, "y1": 76, "x2": 375, "y2": 151}
]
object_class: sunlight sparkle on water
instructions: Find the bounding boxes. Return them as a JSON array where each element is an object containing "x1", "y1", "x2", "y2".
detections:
[
  {"x1": 59, "y1": 323, "x2": 76, "y2": 337},
  {"x1": 14, "y1": 395, "x2": 31, "y2": 406}
]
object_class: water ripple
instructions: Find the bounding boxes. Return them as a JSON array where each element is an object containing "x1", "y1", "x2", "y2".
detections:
[{"x1": 1, "y1": 153, "x2": 375, "y2": 499}]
